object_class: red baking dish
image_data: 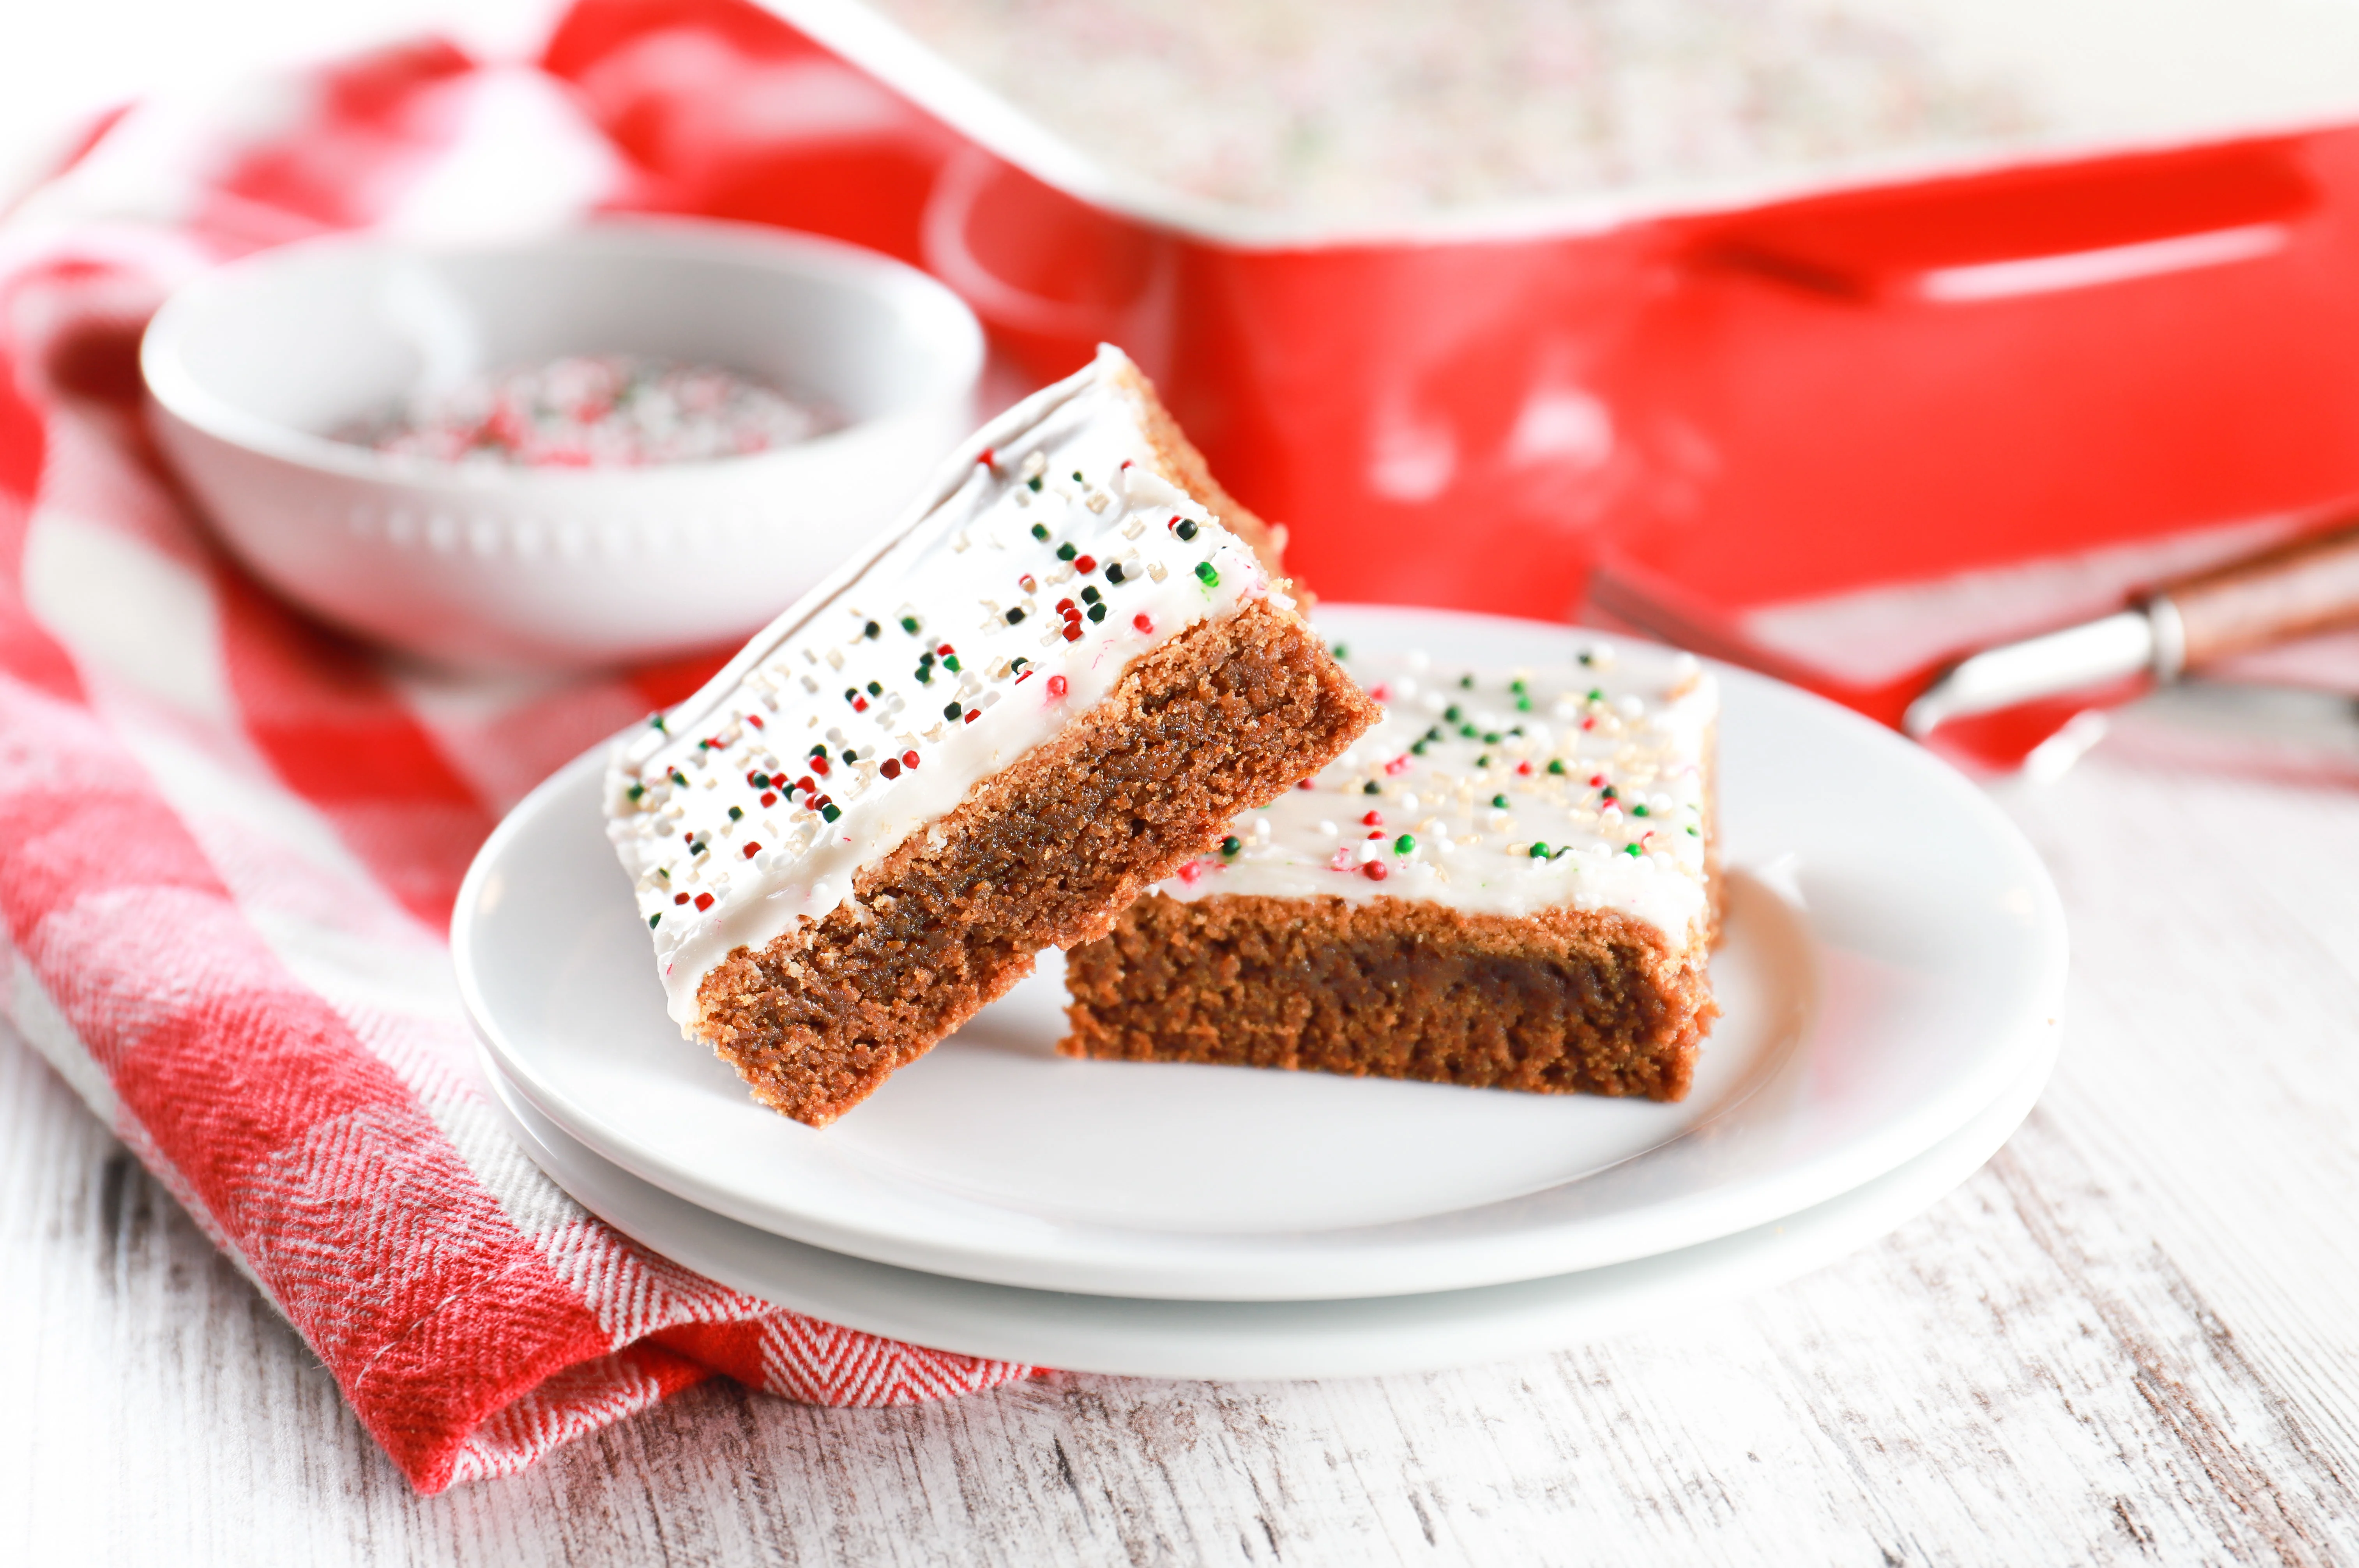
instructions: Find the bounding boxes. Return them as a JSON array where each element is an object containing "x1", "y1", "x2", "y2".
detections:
[{"x1": 545, "y1": 0, "x2": 2359, "y2": 663}]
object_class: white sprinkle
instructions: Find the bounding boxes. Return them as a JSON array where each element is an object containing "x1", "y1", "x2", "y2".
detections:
[{"x1": 1317, "y1": 820, "x2": 1337, "y2": 837}]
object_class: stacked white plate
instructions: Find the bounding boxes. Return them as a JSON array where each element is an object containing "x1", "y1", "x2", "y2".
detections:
[{"x1": 454, "y1": 608, "x2": 2067, "y2": 1379}]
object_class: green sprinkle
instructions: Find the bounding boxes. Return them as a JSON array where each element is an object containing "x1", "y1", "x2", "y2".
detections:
[
  {"x1": 1195, "y1": 561, "x2": 1220, "y2": 586},
  {"x1": 627, "y1": 783, "x2": 645, "y2": 802},
  {"x1": 727, "y1": 805, "x2": 743, "y2": 821},
  {"x1": 1547, "y1": 759, "x2": 1567, "y2": 775},
  {"x1": 822, "y1": 804, "x2": 842, "y2": 823},
  {"x1": 1106, "y1": 563, "x2": 1126, "y2": 584},
  {"x1": 1491, "y1": 794, "x2": 1509, "y2": 809},
  {"x1": 916, "y1": 666, "x2": 932, "y2": 683},
  {"x1": 811, "y1": 745, "x2": 829, "y2": 760},
  {"x1": 1363, "y1": 780, "x2": 1382, "y2": 795},
  {"x1": 1631, "y1": 804, "x2": 1649, "y2": 817},
  {"x1": 1459, "y1": 674, "x2": 1474, "y2": 689},
  {"x1": 1425, "y1": 726, "x2": 1444, "y2": 741},
  {"x1": 669, "y1": 769, "x2": 688, "y2": 787},
  {"x1": 1624, "y1": 843, "x2": 1642, "y2": 857},
  {"x1": 944, "y1": 655, "x2": 961, "y2": 672},
  {"x1": 1476, "y1": 754, "x2": 1490, "y2": 769},
  {"x1": 866, "y1": 680, "x2": 882, "y2": 696},
  {"x1": 842, "y1": 750, "x2": 858, "y2": 763},
  {"x1": 1331, "y1": 643, "x2": 1350, "y2": 659},
  {"x1": 1578, "y1": 651, "x2": 1594, "y2": 666},
  {"x1": 1011, "y1": 657, "x2": 1030, "y2": 672},
  {"x1": 649, "y1": 715, "x2": 667, "y2": 731},
  {"x1": 1411, "y1": 741, "x2": 1428, "y2": 756},
  {"x1": 1528, "y1": 842, "x2": 1549, "y2": 859},
  {"x1": 1483, "y1": 732, "x2": 1502, "y2": 744},
  {"x1": 1031, "y1": 522, "x2": 1050, "y2": 539},
  {"x1": 1444, "y1": 705, "x2": 1463, "y2": 723},
  {"x1": 1688, "y1": 825, "x2": 1701, "y2": 836},
  {"x1": 1081, "y1": 585, "x2": 1101, "y2": 605},
  {"x1": 863, "y1": 620, "x2": 880, "y2": 638},
  {"x1": 1588, "y1": 688, "x2": 1605, "y2": 703},
  {"x1": 1072, "y1": 470, "x2": 1085, "y2": 483},
  {"x1": 1459, "y1": 724, "x2": 1477, "y2": 738},
  {"x1": 943, "y1": 701, "x2": 963, "y2": 720},
  {"x1": 1175, "y1": 519, "x2": 1198, "y2": 541},
  {"x1": 1027, "y1": 476, "x2": 1043, "y2": 492},
  {"x1": 1088, "y1": 602, "x2": 1108, "y2": 622},
  {"x1": 1006, "y1": 607, "x2": 1027, "y2": 625},
  {"x1": 1394, "y1": 834, "x2": 1415, "y2": 855},
  {"x1": 1516, "y1": 696, "x2": 1532, "y2": 712},
  {"x1": 900, "y1": 615, "x2": 920, "y2": 635},
  {"x1": 1057, "y1": 543, "x2": 1078, "y2": 561},
  {"x1": 1511, "y1": 679, "x2": 1527, "y2": 694},
  {"x1": 1221, "y1": 836, "x2": 1242, "y2": 857},
  {"x1": 649, "y1": 914, "x2": 661, "y2": 928}
]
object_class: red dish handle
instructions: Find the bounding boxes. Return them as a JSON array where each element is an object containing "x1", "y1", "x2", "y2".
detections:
[
  {"x1": 1703, "y1": 138, "x2": 2320, "y2": 303},
  {"x1": 921, "y1": 145, "x2": 1170, "y2": 378}
]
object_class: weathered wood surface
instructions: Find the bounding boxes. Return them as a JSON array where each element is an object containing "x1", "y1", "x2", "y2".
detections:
[{"x1": 6, "y1": 723, "x2": 2359, "y2": 1566}]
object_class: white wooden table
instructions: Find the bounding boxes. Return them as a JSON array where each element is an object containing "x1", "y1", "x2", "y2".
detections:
[{"x1": 6, "y1": 689, "x2": 2357, "y2": 1566}]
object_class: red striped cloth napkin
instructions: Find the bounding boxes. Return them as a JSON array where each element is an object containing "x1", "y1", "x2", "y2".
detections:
[{"x1": 0, "y1": 19, "x2": 1030, "y2": 1495}]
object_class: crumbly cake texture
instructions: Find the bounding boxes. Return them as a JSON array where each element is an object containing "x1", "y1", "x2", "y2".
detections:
[
  {"x1": 604, "y1": 345, "x2": 1377, "y2": 1125},
  {"x1": 1062, "y1": 640, "x2": 1719, "y2": 1101}
]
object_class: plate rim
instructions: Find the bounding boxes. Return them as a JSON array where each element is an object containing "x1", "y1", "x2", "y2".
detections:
[
  {"x1": 475, "y1": 1028, "x2": 2060, "y2": 1377},
  {"x1": 454, "y1": 605, "x2": 2070, "y2": 1300}
]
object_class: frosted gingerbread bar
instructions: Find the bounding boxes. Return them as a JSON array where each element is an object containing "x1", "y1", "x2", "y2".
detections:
[
  {"x1": 605, "y1": 346, "x2": 1379, "y2": 1125},
  {"x1": 1063, "y1": 639, "x2": 1719, "y2": 1101}
]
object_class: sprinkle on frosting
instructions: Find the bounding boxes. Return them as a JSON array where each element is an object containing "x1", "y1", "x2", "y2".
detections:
[
  {"x1": 1154, "y1": 640, "x2": 1716, "y2": 949},
  {"x1": 604, "y1": 346, "x2": 1285, "y2": 1027}
]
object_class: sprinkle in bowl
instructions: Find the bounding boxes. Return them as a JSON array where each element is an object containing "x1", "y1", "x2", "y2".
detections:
[{"x1": 142, "y1": 217, "x2": 985, "y2": 670}]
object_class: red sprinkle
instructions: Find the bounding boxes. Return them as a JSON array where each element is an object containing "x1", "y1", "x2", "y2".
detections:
[
  {"x1": 746, "y1": 714, "x2": 763, "y2": 730},
  {"x1": 964, "y1": 709, "x2": 979, "y2": 723},
  {"x1": 1589, "y1": 774, "x2": 1606, "y2": 787},
  {"x1": 682, "y1": 831, "x2": 696, "y2": 844},
  {"x1": 742, "y1": 842, "x2": 761, "y2": 859},
  {"x1": 694, "y1": 892, "x2": 714, "y2": 911},
  {"x1": 1056, "y1": 598, "x2": 1076, "y2": 614},
  {"x1": 760, "y1": 791, "x2": 777, "y2": 807},
  {"x1": 1020, "y1": 573, "x2": 1038, "y2": 591},
  {"x1": 1366, "y1": 831, "x2": 1382, "y2": 840},
  {"x1": 1581, "y1": 717, "x2": 1596, "y2": 731},
  {"x1": 746, "y1": 770, "x2": 765, "y2": 787},
  {"x1": 1177, "y1": 860, "x2": 1204, "y2": 884},
  {"x1": 1361, "y1": 810, "x2": 1384, "y2": 826},
  {"x1": 1047, "y1": 674, "x2": 1069, "y2": 698},
  {"x1": 811, "y1": 757, "x2": 829, "y2": 776},
  {"x1": 977, "y1": 447, "x2": 995, "y2": 468},
  {"x1": 880, "y1": 759, "x2": 901, "y2": 780},
  {"x1": 1074, "y1": 554, "x2": 1097, "y2": 574},
  {"x1": 902, "y1": 750, "x2": 920, "y2": 767},
  {"x1": 1368, "y1": 683, "x2": 1391, "y2": 703},
  {"x1": 1383, "y1": 755, "x2": 1412, "y2": 776},
  {"x1": 1297, "y1": 778, "x2": 1314, "y2": 790},
  {"x1": 1517, "y1": 760, "x2": 1534, "y2": 776},
  {"x1": 1166, "y1": 515, "x2": 1183, "y2": 530},
  {"x1": 797, "y1": 774, "x2": 816, "y2": 793},
  {"x1": 1133, "y1": 613, "x2": 1153, "y2": 633},
  {"x1": 1361, "y1": 860, "x2": 1390, "y2": 882},
  {"x1": 1062, "y1": 624, "x2": 1083, "y2": 642},
  {"x1": 851, "y1": 696, "x2": 868, "y2": 712},
  {"x1": 673, "y1": 893, "x2": 689, "y2": 905}
]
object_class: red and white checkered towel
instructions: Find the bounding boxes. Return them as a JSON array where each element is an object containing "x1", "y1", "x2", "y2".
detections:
[{"x1": 0, "y1": 7, "x2": 1032, "y2": 1495}]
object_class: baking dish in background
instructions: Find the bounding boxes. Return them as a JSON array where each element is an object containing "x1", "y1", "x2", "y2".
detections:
[{"x1": 544, "y1": 0, "x2": 2359, "y2": 721}]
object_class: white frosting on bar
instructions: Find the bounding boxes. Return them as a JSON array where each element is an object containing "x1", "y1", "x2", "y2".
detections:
[
  {"x1": 605, "y1": 346, "x2": 1278, "y2": 1027},
  {"x1": 1153, "y1": 640, "x2": 1715, "y2": 951}
]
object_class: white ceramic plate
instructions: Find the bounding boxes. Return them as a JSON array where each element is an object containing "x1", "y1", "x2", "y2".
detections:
[
  {"x1": 455, "y1": 606, "x2": 2068, "y2": 1301},
  {"x1": 478, "y1": 1031, "x2": 2057, "y2": 1379}
]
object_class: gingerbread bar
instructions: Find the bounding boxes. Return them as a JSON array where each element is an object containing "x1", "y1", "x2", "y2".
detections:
[
  {"x1": 605, "y1": 346, "x2": 1378, "y2": 1124},
  {"x1": 1063, "y1": 638, "x2": 1718, "y2": 1100}
]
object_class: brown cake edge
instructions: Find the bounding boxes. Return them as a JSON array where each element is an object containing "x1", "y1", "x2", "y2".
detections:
[
  {"x1": 1107, "y1": 359, "x2": 1293, "y2": 587},
  {"x1": 691, "y1": 596, "x2": 1382, "y2": 1125},
  {"x1": 1060, "y1": 891, "x2": 1720, "y2": 1102}
]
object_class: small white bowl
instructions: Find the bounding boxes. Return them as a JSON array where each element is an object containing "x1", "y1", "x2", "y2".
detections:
[{"x1": 143, "y1": 218, "x2": 984, "y2": 670}]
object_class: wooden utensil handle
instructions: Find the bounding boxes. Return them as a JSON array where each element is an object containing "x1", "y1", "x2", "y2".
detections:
[{"x1": 2152, "y1": 521, "x2": 2359, "y2": 669}]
